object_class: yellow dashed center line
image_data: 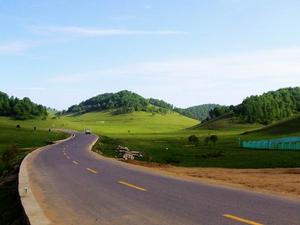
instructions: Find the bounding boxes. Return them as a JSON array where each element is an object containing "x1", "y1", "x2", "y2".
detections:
[
  {"x1": 86, "y1": 168, "x2": 98, "y2": 174},
  {"x1": 223, "y1": 214, "x2": 264, "y2": 225},
  {"x1": 118, "y1": 181, "x2": 147, "y2": 192},
  {"x1": 72, "y1": 160, "x2": 79, "y2": 165}
]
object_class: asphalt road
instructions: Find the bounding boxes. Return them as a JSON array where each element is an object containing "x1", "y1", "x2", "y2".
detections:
[{"x1": 28, "y1": 132, "x2": 300, "y2": 225}]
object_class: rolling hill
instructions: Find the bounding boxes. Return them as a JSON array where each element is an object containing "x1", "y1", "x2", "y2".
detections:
[
  {"x1": 65, "y1": 90, "x2": 223, "y2": 122},
  {"x1": 67, "y1": 90, "x2": 176, "y2": 115},
  {"x1": 62, "y1": 111, "x2": 198, "y2": 135},
  {"x1": 243, "y1": 114, "x2": 300, "y2": 138}
]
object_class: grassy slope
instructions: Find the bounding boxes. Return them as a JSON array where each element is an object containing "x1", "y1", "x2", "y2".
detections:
[
  {"x1": 0, "y1": 117, "x2": 68, "y2": 160},
  {"x1": 192, "y1": 113, "x2": 262, "y2": 131},
  {"x1": 244, "y1": 114, "x2": 300, "y2": 140},
  {"x1": 61, "y1": 111, "x2": 199, "y2": 135}
]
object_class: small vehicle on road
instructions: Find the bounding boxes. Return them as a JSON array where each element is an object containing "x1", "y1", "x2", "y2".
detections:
[{"x1": 84, "y1": 128, "x2": 91, "y2": 134}]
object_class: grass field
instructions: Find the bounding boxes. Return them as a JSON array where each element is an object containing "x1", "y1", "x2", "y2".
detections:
[
  {"x1": 42, "y1": 110, "x2": 300, "y2": 169},
  {"x1": 0, "y1": 117, "x2": 68, "y2": 172},
  {"x1": 1, "y1": 109, "x2": 300, "y2": 224},
  {"x1": 1, "y1": 111, "x2": 300, "y2": 170}
]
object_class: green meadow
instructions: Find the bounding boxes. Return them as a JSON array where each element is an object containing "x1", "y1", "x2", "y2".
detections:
[
  {"x1": 1, "y1": 111, "x2": 300, "y2": 169},
  {"x1": 0, "y1": 117, "x2": 68, "y2": 172}
]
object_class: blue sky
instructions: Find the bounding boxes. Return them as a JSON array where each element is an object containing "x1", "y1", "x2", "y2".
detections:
[{"x1": 1, "y1": 0, "x2": 300, "y2": 109}]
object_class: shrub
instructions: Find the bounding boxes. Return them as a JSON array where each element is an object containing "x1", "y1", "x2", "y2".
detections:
[
  {"x1": 210, "y1": 135, "x2": 219, "y2": 144},
  {"x1": 204, "y1": 136, "x2": 210, "y2": 145},
  {"x1": 204, "y1": 135, "x2": 219, "y2": 145},
  {"x1": 188, "y1": 135, "x2": 199, "y2": 143}
]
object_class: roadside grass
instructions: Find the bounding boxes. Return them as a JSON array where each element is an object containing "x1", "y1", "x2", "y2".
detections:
[
  {"x1": 94, "y1": 132, "x2": 300, "y2": 168},
  {"x1": 0, "y1": 118, "x2": 68, "y2": 225}
]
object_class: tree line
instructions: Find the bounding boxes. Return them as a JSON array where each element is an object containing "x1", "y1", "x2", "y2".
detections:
[
  {"x1": 207, "y1": 87, "x2": 300, "y2": 124},
  {"x1": 67, "y1": 91, "x2": 176, "y2": 115},
  {"x1": 175, "y1": 104, "x2": 221, "y2": 121},
  {"x1": 0, "y1": 91, "x2": 47, "y2": 120}
]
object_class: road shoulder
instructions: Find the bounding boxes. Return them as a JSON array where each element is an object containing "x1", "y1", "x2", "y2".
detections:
[{"x1": 18, "y1": 134, "x2": 74, "y2": 225}]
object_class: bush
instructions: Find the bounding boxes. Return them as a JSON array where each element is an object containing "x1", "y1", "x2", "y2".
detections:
[
  {"x1": 204, "y1": 135, "x2": 219, "y2": 145},
  {"x1": 210, "y1": 135, "x2": 218, "y2": 144},
  {"x1": 188, "y1": 135, "x2": 199, "y2": 143},
  {"x1": 204, "y1": 136, "x2": 210, "y2": 145}
]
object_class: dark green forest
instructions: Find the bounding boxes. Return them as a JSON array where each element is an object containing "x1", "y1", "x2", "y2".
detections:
[
  {"x1": 236, "y1": 87, "x2": 300, "y2": 124},
  {"x1": 67, "y1": 90, "x2": 175, "y2": 115},
  {"x1": 148, "y1": 98, "x2": 173, "y2": 110},
  {"x1": 207, "y1": 87, "x2": 300, "y2": 124},
  {"x1": 175, "y1": 104, "x2": 221, "y2": 121},
  {"x1": 0, "y1": 91, "x2": 48, "y2": 120}
]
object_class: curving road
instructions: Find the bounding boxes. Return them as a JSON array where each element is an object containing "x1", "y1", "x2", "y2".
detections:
[{"x1": 26, "y1": 131, "x2": 300, "y2": 225}]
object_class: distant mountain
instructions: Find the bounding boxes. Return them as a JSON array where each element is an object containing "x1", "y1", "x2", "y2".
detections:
[
  {"x1": 174, "y1": 104, "x2": 222, "y2": 121},
  {"x1": 67, "y1": 90, "x2": 173, "y2": 115},
  {"x1": 0, "y1": 91, "x2": 47, "y2": 120}
]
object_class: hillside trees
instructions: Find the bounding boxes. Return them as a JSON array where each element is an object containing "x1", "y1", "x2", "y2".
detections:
[
  {"x1": 175, "y1": 104, "x2": 221, "y2": 121},
  {"x1": 235, "y1": 87, "x2": 300, "y2": 124},
  {"x1": 67, "y1": 90, "x2": 149, "y2": 114},
  {"x1": 148, "y1": 98, "x2": 173, "y2": 110},
  {"x1": 0, "y1": 91, "x2": 47, "y2": 120}
]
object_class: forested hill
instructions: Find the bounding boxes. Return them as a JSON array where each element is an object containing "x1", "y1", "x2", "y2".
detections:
[
  {"x1": 67, "y1": 90, "x2": 174, "y2": 114},
  {"x1": 207, "y1": 87, "x2": 300, "y2": 124},
  {"x1": 174, "y1": 104, "x2": 221, "y2": 121},
  {"x1": 0, "y1": 91, "x2": 47, "y2": 120},
  {"x1": 236, "y1": 87, "x2": 300, "y2": 123}
]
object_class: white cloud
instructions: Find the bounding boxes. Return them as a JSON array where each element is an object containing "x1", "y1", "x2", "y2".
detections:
[
  {"x1": 76, "y1": 47, "x2": 300, "y2": 84},
  {"x1": 27, "y1": 25, "x2": 185, "y2": 37},
  {"x1": 49, "y1": 47, "x2": 300, "y2": 107},
  {"x1": 0, "y1": 41, "x2": 36, "y2": 55}
]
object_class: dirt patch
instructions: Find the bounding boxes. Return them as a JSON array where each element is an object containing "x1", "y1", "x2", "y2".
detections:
[{"x1": 128, "y1": 160, "x2": 300, "y2": 199}]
